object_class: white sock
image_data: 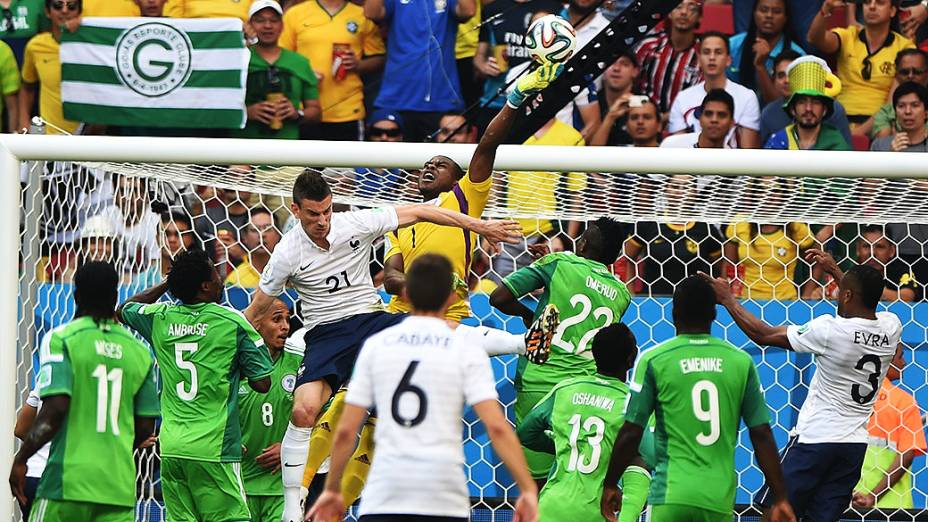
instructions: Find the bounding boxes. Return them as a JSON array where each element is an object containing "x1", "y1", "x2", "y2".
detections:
[
  {"x1": 281, "y1": 422, "x2": 312, "y2": 521},
  {"x1": 455, "y1": 324, "x2": 525, "y2": 356}
]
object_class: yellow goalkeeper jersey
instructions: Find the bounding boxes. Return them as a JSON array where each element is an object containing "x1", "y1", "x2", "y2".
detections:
[{"x1": 385, "y1": 173, "x2": 491, "y2": 321}]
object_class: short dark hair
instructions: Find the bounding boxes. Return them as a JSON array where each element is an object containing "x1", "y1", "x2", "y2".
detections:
[
  {"x1": 249, "y1": 205, "x2": 278, "y2": 228},
  {"x1": 699, "y1": 31, "x2": 730, "y2": 54},
  {"x1": 843, "y1": 264, "x2": 885, "y2": 310},
  {"x1": 672, "y1": 276, "x2": 717, "y2": 331},
  {"x1": 162, "y1": 211, "x2": 192, "y2": 229},
  {"x1": 772, "y1": 49, "x2": 803, "y2": 71},
  {"x1": 859, "y1": 224, "x2": 886, "y2": 237},
  {"x1": 616, "y1": 47, "x2": 639, "y2": 68},
  {"x1": 74, "y1": 261, "x2": 117, "y2": 322},
  {"x1": 292, "y1": 170, "x2": 331, "y2": 204},
  {"x1": 895, "y1": 48, "x2": 928, "y2": 69},
  {"x1": 405, "y1": 254, "x2": 454, "y2": 312},
  {"x1": 701, "y1": 88, "x2": 735, "y2": 116},
  {"x1": 893, "y1": 81, "x2": 928, "y2": 109},
  {"x1": 591, "y1": 323, "x2": 637, "y2": 374},
  {"x1": 584, "y1": 217, "x2": 626, "y2": 265},
  {"x1": 167, "y1": 250, "x2": 215, "y2": 304}
]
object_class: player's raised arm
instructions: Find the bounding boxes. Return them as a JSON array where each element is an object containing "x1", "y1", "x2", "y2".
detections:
[
  {"x1": 393, "y1": 204, "x2": 522, "y2": 250},
  {"x1": 700, "y1": 273, "x2": 792, "y2": 350},
  {"x1": 117, "y1": 280, "x2": 169, "y2": 322},
  {"x1": 244, "y1": 287, "x2": 278, "y2": 325}
]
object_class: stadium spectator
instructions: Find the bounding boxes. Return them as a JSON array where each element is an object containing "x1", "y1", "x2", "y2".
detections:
[
  {"x1": 75, "y1": 214, "x2": 119, "y2": 271},
  {"x1": 634, "y1": 0, "x2": 703, "y2": 116},
  {"x1": 194, "y1": 173, "x2": 254, "y2": 271},
  {"x1": 871, "y1": 49, "x2": 928, "y2": 138},
  {"x1": 19, "y1": 0, "x2": 81, "y2": 135},
  {"x1": 590, "y1": 51, "x2": 642, "y2": 147},
  {"x1": 668, "y1": 32, "x2": 762, "y2": 148},
  {"x1": 163, "y1": 0, "x2": 249, "y2": 21},
  {"x1": 238, "y1": 0, "x2": 320, "y2": 140},
  {"x1": 82, "y1": 0, "x2": 139, "y2": 16},
  {"x1": 626, "y1": 99, "x2": 663, "y2": 147},
  {"x1": 871, "y1": 81, "x2": 928, "y2": 151},
  {"x1": 854, "y1": 224, "x2": 921, "y2": 301},
  {"x1": 663, "y1": 88, "x2": 736, "y2": 148},
  {"x1": 760, "y1": 50, "x2": 852, "y2": 144},
  {"x1": 852, "y1": 346, "x2": 927, "y2": 508},
  {"x1": 474, "y1": 0, "x2": 559, "y2": 134},
  {"x1": 733, "y1": 0, "x2": 819, "y2": 52},
  {"x1": 728, "y1": 0, "x2": 805, "y2": 103},
  {"x1": 724, "y1": 218, "x2": 821, "y2": 300},
  {"x1": 434, "y1": 112, "x2": 475, "y2": 143},
  {"x1": 624, "y1": 177, "x2": 725, "y2": 296},
  {"x1": 280, "y1": 0, "x2": 384, "y2": 142},
  {"x1": 99, "y1": 175, "x2": 161, "y2": 277},
  {"x1": 133, "y1": 211, "x2": 201, "y2": 287},
  {"x1": 493, "y1": 117, "x2": 585, "y2": 280},
  {"x1": 900, "y1": 0, "x2": 928, "y2": 45},
  {"x1": 365, "y1": 0, "x2": 476, "y2": 143},
  {"x1": 226, "y1": 207, "x2": 282, "y2": 288},
  {"x1": 353, "y1": 110, "x2": 406, "y2": 199},
  {"x1": 0, "y1": 39, "x2": 18, "y2": 132},
  {"x1": 1, "y1": 0, "x2": 46, "y2": 66},
  {"x1": 455, "y1": 6, "x2": 482, "y2": 110},
  {"x1": 764, "y1": 56, "x2": 851, "y2": 150},
  {"x1": 13, "y1": 387, "x2": 49, "y2": 520},
  {"x1": 134, "y1": 0, "x2": 167, "y2": 17},
  {"x1": 808, "y1": 0, "x2": 915, "y2": 129}
]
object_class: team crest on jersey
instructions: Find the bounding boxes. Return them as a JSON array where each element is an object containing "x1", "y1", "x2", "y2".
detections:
[
  {"x1": 350, "y1": 239, "x2": 361, "y2": 251},
  {"x1": 282, "y1": 374, "x2": 297, "y2": 393},
  {"x1": 685, "y1": 239, "x2": 698, "y2": 254},
  {"x1": 346, "y1": 21, "x2": 358, "y2": 33}
]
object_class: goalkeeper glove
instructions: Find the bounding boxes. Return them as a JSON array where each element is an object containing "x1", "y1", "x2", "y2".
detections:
[{"x1": 506, "y1": 61, "x2": 565, "y2": 109}]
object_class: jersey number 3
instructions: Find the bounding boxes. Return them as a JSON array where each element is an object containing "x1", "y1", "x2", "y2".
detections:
[
  {"x1": 391, "y1": 361, "x2": 428, "y2": 428},
  {"x1": 852, "y1": 354, "x2": 882, "y2": 405}
]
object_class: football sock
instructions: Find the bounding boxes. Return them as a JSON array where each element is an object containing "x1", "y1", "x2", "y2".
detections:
[
  {"x1": 455, "y1": 324, "x2": 525, "y2": 356},
  {"x1": 618, "y1": 465, "x2": 651, "y2": 522},
  {"x1": 281, "y1": 422, "x2": 312, "y2": 522},
  {"x1": 342, "y1": 417, "x2": 376, "y2": 506},
  {"x1": 303, "y1": 392, "x2": 345, "y2": 488}
]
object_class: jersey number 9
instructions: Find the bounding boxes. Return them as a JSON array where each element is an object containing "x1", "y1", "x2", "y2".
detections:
[{"x1": 691, "y1": 380, "x2": 720, "y2": 446}]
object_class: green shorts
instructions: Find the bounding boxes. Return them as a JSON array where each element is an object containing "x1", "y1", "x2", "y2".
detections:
[
  {"x1": 246, "y1": 495, "x2": 283, "y2": 522},
  {"x1": 30, "y1": 498, "x2": 134, "y2": 522},
  {"x1": 516, "y1": 389, "x2": 555, "y2": 480},
  {"x1": 161, "y1": 457, "x2": 251, "y2": 522},
  {"x1": 651, "y1": 504, "x2": 730, "y2": 522}
]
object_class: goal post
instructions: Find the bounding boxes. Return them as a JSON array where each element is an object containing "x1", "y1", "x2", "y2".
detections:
[{"x1": 2, "y1": 133, "x2": 928, "y2": 522}]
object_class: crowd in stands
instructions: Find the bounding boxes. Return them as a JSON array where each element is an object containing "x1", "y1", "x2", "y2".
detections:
[{"x1": 5, "y1": 0, "x2": 928, "y2": 306}]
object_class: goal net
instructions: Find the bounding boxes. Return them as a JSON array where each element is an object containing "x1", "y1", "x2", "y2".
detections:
[{"x1": 6, "y1": 133, "x2": 928, "y2": 522}]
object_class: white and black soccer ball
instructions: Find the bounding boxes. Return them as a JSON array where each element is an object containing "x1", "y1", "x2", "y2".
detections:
[{"x1": 525, "y1": 14, "x2": 577, "y2": 64}]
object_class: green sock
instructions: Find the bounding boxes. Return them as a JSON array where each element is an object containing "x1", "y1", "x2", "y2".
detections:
[{"x1": 618, "y1": 465, "x2": 651, "y2": 522}]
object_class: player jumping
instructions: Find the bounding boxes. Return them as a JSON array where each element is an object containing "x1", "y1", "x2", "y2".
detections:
[
  {"x1": 518, "y1": 323, "x2": 654, "y2": 522},
  {"x1": 704, "y1": 251, "x2": 903, "y2": 521},
  {"x1": 307, "y1": 254, "x2": 538, "y2": 522},
  {"x1": 602, "y1": 275, "x2": 795, "y2": 522}
]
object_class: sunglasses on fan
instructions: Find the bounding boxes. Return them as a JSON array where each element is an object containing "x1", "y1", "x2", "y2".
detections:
[{"x1": 50, "y1": 1, "x2": 79, "y2": 11}]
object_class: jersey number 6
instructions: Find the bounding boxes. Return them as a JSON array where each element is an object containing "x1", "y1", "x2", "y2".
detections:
[{"x1": 391, "y1": 361, "x2": 428, "y2": 428}]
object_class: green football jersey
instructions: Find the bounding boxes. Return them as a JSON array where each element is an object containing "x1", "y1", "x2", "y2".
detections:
[
  {"x1": 518, "y1": 374, "x2": 653, "y2": 522},
  {"x1": 238, "y1": 339, "x2": 303, "y2": 495},
  {"x1": 35, "y1": 317, "x2": 160, "y2": 507},
  {"x1": 121, "y1": 301, "x2": 274, "y2": 462},
  {"x1": 625, "y1": 334, "x2": 770, "y2": 514},
  {"x1": 503, "y1": 252, "x2": 631, "y2": 393}
]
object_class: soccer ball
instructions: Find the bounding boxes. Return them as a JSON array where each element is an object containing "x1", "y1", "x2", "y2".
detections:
[{"x1": 525, "y1": 14, "x2": 577, "y2": 64}]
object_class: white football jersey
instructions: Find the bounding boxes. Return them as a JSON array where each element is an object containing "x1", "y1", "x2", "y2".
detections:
[
  {"x1": 344, "y1": 316, "x2": 498, "y2": 518},
  {"x1": 259, "y1": 207, "x2": 398, "y2": 331},
  {"x1": 786, "y1": 311, "x2": 903, "y2": 444}
]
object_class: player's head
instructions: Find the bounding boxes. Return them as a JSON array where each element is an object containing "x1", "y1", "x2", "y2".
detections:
[
  {"x1": 419, "y1": 155, "x2": 465, "y2": 201},
  {"x1": 74, "y1": 261, "x2": 118, "y2": 323},
  {"x1": 837, "y1": 264, "x2": 884, "y2": 315},
  {"x1": 591, "y1": 323, "x2": 638, "y2": 378},
  {"x1": 167, "y1": 250, "x2": 223, "y2": 305},
  {"x1": 672, "y1": 275, "x2": 717, "y2": 334},
  {"x1": 254, "y1": 298, "x2": 291, "y2": 352},
  {"x1": 404, "y1": 254, "x2": 454, "y2": 314},
  {"x1": 577, "y1": 217, "x2": 625, "y2": 265},
  {"x1": 291, "y1": 170, "x2": 333, "y2": 242}
]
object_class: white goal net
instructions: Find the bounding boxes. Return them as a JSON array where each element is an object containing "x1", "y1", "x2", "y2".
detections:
[{"x1": 5, "y1": 133, "x2": 928, "y2": 522}]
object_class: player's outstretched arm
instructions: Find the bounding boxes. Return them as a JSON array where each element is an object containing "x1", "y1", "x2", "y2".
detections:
[
  {"x1": 749, "y1": 424, "x2": 796, "y2": 522},
  {"x1": 516, "y1": 393, "x2": 556, "y2": 454},
  {"x1": 117, "y1": 280, "x2": 169, "y2": 322},
  {"x1": 804, "y1": 248, "x2": 844, "y2": 285},
  {"x1": 699, "y1": 273, "x2": 792, "y2": 350},
  {"x1": 489, "y1": 285, "x2": 535, "y2": 328},
  {"x1": 306, "y1": 403, "x2": 367, "y2": 522},
  {"x1": 469, "y1": 105, "x2": 518, "y2": 185},
  {"x1": 383, "y1": 254, "x2": 406, "y2": 296},
  {"x1": 473, "y1": 400, "x2": 538, "y2": 522},
  {"x1": 394, "y1": 204, "x2": 522, "y2": 250},
  {"x1": 244, "y1": 287, "x2": 278, "y2": 325},
  {"x1": 10, "y1": 395, "x2": 69, "y2": 506}
]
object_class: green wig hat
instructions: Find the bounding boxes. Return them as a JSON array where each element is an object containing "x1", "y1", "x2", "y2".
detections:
[{"x1": 783, "y1": 55, "x2": 842, "y2": 119}]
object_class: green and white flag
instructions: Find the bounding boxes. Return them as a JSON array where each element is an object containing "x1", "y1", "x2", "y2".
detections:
[{"x1": 61, "y1": 17, "x2": 249, "y2": 129}]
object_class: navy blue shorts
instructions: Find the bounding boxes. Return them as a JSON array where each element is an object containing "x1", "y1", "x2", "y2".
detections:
[
  {"x1": 756, "y1": 437, "x2": 867, "y2": 521},
  {"x1": 297, "y1": 311, "x2": 407, "y2": 391}
]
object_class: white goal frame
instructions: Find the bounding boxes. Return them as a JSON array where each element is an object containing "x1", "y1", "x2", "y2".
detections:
[{"x1": 0, "y1": 134, "x2": 926, "y2": 521}]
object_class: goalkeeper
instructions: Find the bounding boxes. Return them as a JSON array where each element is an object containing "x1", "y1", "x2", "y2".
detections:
[
  {"x1": 518, "y1": 323, "x2": 653, "y2": 522},
  {"x1": 299, "y1": 62, "x2": 567, "y2": 504}
]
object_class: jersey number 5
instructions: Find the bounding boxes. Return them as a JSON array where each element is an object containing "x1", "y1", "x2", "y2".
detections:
[
  {"x1": 175, "y1": 343, "x2": 199, "y2": 401},
  {"x1": 391, "y1": 361, "x2": 427, "y2": 428}
]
